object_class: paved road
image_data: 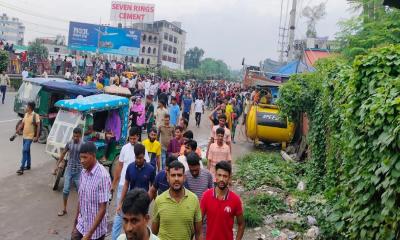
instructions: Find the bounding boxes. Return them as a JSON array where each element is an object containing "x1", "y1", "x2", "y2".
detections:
[{"x1": 0, "y1": 94, "x2": 254, "y2": 239}]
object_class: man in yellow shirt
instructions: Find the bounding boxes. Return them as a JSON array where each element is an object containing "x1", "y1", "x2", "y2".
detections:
[
  {"x1": 142, "y1": 128, "x2": 162, "y2": 172},
  {"x1": 16, "y1": 101, "x2": 40, "y2": 175}
]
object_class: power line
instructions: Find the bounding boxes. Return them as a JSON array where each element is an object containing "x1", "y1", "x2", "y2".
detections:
[
  {"x1": 0, "y1": 1, "x2": 69, "y2": 23},
  {"x1": 22, "y1": 19, "x2": 68, "y2": 32}
]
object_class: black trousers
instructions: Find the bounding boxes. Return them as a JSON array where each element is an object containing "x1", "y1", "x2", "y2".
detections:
[{"x1": 195, "y1": 112, "x2": 202, "y2": 126}]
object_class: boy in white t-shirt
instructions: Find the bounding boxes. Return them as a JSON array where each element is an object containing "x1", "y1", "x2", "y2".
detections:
[{"x1": 194, "y1": 96, "x2": 205, "y2": 128}]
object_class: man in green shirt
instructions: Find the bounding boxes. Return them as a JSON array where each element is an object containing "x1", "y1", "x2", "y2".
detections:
[{"x1": 151, "y1": 160, "x2": 202, "y2": 240}]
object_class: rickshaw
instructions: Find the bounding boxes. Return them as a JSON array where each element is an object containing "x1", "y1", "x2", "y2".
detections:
[
  {"x1": 246, "y1": 84, "x2": 295, "y2": 149},
  {"x1": 46, "y1": 94, "x2": 129, "y2": 190},
  {"x1": 14, "y1": 78, "x2": 101, "y2": 143}
]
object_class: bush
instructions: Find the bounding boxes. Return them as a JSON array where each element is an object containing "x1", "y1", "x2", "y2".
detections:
[
  {"x1": 277, "y1": 45, "x2": 400, "y2": 239},
  {"x1": 236, "y1": 152, "x2": 299, "y2": 191},
  {"x1": 248, "y1": 193, "x2": 287, "y2": 215},
  {"x1": 0, "y1": 50, "x2": 8, "y2": 72}
]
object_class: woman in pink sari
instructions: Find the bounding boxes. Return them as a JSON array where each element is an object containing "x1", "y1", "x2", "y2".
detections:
[{"x1": 130, "y1": 97, "x2": 145, "y2": 140}]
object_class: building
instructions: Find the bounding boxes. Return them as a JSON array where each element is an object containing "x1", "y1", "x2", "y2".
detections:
[
  {"x1": 0, "y1": 13, "x2": 25, "y2": 45},
  {"x1": 294, "y1": 37, "x2": 339, "y2": 54},
  {"x1": 137, "y1": 29, "x2": 160, "y2": 66},
  {"x1": 154, "y1": 20, "x2": 186, "y2": 70},
  {"x1": 131, "y1": 20, "x2": 186, "y2": 70},
  {"x1": 36, "y1": 35, "x2": 69, "y2": 59}
]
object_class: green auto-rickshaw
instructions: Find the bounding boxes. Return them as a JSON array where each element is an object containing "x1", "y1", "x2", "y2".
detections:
[
  {"x1": 14, "y1": 78, "x2": 100, "y2": 143},
  {"x1": 46, "y1": 94, "x2": 130, "y2": 190}
]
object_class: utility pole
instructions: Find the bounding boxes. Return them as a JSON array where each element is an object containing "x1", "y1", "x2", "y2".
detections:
[{"x1": 287, "y1": 0, "x2": 297, "y2": 61}]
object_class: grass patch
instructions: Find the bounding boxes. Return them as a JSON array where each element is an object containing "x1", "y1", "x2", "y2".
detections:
[
  {"x1": 248, "y1": 193, "x2": 287, "y2": 215},
  {"x1": 275, "y1": 220, "x2": 308, "y2": 233},
  {"x1": 244, "y1": 205, "x2": 264, "y2": 227},
  {"x1": 236, "y1": 152, "x2": 299, "y2": 191},
  {"x1": 243, "y1": 193, "x2": 288, "y2": 227}
]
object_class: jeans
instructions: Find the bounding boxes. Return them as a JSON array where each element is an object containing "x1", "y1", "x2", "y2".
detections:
[
  {"x1": 63, "y1": 170, "x2": 80, "y2": 198},
  {"x1": 20, "y1": 139, "x2": 33, "y2": 170},
  {"x1": 111, "y1": 185, "x2": 123, "y2": 240},
  {"x1": 161, "y1": 149, "x2": 167, "y2": 170},
  {"x1": 182, "y1": 112, "x2": 190, "y2": 123},
  {"x1": 0, "y1": 85, "x2": 6, "y2": 103}
]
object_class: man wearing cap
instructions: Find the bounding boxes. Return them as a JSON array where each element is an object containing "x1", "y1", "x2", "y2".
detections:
[{"x1": 71, "y1": 142, "x2": 111, "y2": 240}]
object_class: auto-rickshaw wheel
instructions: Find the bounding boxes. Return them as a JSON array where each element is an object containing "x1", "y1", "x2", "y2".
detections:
[
  {"x1": 15, "y1": 120, "x2": 23, "y2": 135},
  {"x1": 109, "y1": 154, "x2": 120, "y2": 180},
  {"x1": 38, "y1": 127, "x2": 49, "y2": 144}
]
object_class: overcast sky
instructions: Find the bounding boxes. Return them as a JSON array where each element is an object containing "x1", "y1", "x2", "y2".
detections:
[{"x1": 2, "y1": 0, "x2": 355, "y2": 69}]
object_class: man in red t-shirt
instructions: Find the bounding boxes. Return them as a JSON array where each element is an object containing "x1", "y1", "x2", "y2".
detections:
[{"x1": 200, "y1": 161, "x2": 245, "y2": 240}]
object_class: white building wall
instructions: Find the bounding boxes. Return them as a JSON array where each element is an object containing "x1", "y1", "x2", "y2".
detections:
[{"x1": 0, "y1": 13, "x2": 25, "y2": 45}]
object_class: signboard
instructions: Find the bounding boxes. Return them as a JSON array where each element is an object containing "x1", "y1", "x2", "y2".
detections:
[
  {"x1": 110, "y1": 1, "x2": 155, "y2": 24},
  {"x1": 68, "y1": 22, "x2": 98, "y2": 52},
  {"x1": 68, "y1": 21, "x2": 141, "y2": 56},
  {"x1": 98, "y1": 26, "x2": 141, "y2": 56}
]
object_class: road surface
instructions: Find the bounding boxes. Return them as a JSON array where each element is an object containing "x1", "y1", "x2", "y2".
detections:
[{"x1": 0, "y1": 93, "x2": 254, "y2": 239}]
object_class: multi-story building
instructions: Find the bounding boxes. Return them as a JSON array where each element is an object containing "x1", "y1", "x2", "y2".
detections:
[
  {"x1": 154, "y1": 20, "x2": 186, "y2": 70},
  {"x1": 130, "y1": 20, "x2": 186, "y2": 70},
  {"x1": 36, "y1": 35, "x2": 69, "y2": 59},
  {"x1": 136, "y1": 30, "x2": 160, "y2": 66},
  {"x1": 0, "y1": 13, "x2": 25, "y2": 45}
]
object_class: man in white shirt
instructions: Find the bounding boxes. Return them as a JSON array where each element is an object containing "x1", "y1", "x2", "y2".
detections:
[
  {"x1": 149, "y1": 81, "x2": 158, "y2": 97},
  {"x1": 194, "y1": 96, "x2": 205, "y2": 128},
  {"x1": 144, "y1": 79, "x2": 151, "y2": 98},
  {"x1": 71, "y1": 56, "x2": 77, "y2": 73},
  {"x1": 21, "y1": 68, "x2": 29, "y2": 79},
  {"x1": 111, "y1": 127, "x2": 150, "y2": 240},
  {"x1": 64, "y1": 69, "x2": 71, "y2": 79}
]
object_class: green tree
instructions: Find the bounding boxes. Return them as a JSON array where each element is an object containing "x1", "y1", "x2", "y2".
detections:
[
  {"x1": 336, "y1": 1, "x2": 400, "y2": 59},
  {"x1": 197, "y1": 58, "x2": 231, "y2": 80},
  {"x1": 28, "y1": 39, "x2": 48, "y2": 62},
  {"x1": 0, "y1": 50, "x2": 8, "y2": 72},
  {"x1": 184, "y1": 47, "x2": 204, "y2": 69}
]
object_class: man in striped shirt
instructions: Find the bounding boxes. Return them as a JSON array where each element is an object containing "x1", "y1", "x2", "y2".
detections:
[
  {"x1": 57, "y1": 127, "x2": 83, "y2": 217},
  {"x1": 185, "y1": 152, "x2": 213, "y2": 201},
  {"x1": 71, "y1": 142, "x2": 111, "y2": 240}
]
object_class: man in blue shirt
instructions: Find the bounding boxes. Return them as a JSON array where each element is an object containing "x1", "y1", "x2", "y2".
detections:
[
  {"x1": 148, "y1": 156, "x2": 177, "y2": 200},
  {"x1": 182, "y1": 91, "x2": 193, "y2": 123},
  {"x1": 117, "y1": 144, "x2": 155, "y2": 212},
  {"x1": 169, "y1": 97, "x2": 180, "y2": 126}
]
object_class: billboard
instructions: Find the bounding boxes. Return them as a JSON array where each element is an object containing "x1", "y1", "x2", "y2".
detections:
[
  {"x1": 110, "y1": 1, "x2": 155, "y2": 24},
  {"x1": 68, "y1": 22, "x2": 98, "y2": 52},
  {"x1": 68, "y1": 21, "x2": 141, "y2": 56}
]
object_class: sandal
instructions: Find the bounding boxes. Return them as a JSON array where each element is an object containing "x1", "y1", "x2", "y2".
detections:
[{"x1": 57, "y1": 210, "x2": 67, "y2": 216}]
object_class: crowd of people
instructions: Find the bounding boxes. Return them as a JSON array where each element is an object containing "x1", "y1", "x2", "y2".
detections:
[{"x1": 13, "y1": 60, "x2": 263, "y2": 239}]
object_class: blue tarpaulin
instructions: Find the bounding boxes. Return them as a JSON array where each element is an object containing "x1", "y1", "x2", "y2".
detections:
[
  {"x1": 41, "y1": 81, "x2": 101, "y2": 97},
  {"x1": 24, "y1": 78, "x2": 70, "y2": 85},
  {"x1": 276, "y1": 60, "x2": 313, "y2": 75}
]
